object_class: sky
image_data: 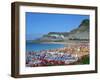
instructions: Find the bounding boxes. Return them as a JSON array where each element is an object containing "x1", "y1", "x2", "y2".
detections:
[{"x1": 26, "y1": 12, "x2": 89, "y2": 40}]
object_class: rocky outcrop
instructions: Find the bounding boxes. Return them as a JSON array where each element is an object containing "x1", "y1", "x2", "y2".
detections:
[{"x1": 32, "y1": 19, "x2": 89, "y2": 42}]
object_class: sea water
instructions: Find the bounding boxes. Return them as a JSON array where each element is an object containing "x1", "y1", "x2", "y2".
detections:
[{"x1": 26, "y1": 43, "x2": 65, "y2": 52}]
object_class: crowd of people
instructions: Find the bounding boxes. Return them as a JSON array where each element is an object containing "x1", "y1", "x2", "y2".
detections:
[{"x1": 26, "y1": 43, "x2": 89, "y2": 67}]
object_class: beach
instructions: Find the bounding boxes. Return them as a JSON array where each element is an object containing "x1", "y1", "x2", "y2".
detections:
[
  {"x1": 40, "y1": 40, "x2": 89, "y2": 47},
  {"x1": 26, "y1": 42, "x2": 89, "y2": 67}
]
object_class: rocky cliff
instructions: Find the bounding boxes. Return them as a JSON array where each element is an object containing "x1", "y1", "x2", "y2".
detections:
[{"x1": 44, "y1": 19, "x2": 89, "y2": 41}]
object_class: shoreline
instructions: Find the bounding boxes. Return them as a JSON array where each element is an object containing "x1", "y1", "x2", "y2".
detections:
[
  {"x1": 27, "y1": 43, "x2": 89, "y2": 58},
  {"x1": 27, "y1": 40, "x2": 89, "y2": 45},
  {"x1": 26, "y1": 43, "x2": 89, "y2": 67},
  {"x1": 40, "y1": 41, "x2": 89, "y2": 47},
  {"x1": 26, "y1": 41, "x2": 89, "y2": 53}
]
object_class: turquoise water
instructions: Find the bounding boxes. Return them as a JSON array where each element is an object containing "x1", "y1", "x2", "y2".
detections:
[{"x1": 26, "y1": 43, "x2": 65, "y2": 52}]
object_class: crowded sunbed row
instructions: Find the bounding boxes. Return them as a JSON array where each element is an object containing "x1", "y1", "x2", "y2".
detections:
[{"x1": 26, "y1": 43, "x2": 89, "y2": 67}]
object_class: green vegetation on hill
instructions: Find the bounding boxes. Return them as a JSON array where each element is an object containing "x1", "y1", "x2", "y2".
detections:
[
  {"x1": 70, "y1": 19, "x2": 89, "y2": 33},
  {"x1": 80, "y1": 19, "x2": 89, "y2": 26}
]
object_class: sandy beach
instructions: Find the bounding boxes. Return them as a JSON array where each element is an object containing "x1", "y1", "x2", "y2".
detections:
[
  {"x1": 41, "y1": 40, "x2": 89, "y2": 47},
  {"x1": 26, "y1": 41, "x2": 89, "y2": 67}
]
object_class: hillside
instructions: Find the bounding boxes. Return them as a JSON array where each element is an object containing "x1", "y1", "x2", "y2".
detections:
[
  {"x1": 70, "y1": 19, "x2": 89, "y2": 34},
  {"x1": 31, "y1": 19, "x2": 89, "y2": 42},
  {"x1": 68, "y1": 19, "x2": 89, "y2": 40}
]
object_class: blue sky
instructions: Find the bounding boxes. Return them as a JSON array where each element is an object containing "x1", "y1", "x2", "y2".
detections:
[{"x1": 26, "y1": 12, "x2": 89, "y2": 40}]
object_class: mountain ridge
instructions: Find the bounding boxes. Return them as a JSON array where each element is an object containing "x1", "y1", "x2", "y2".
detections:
[
  {"x1": 45, "y1": 19, "x2": 89, "y2": 40},
  {"x1": 30, "y1": 19, "x2": 89, "y2": 42}
]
